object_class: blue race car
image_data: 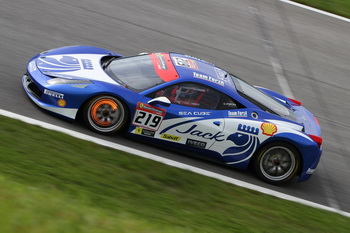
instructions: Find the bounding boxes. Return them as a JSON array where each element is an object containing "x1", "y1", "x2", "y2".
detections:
[{"x1": 22, "y1": 45, "x2": 322, "y2": 185}]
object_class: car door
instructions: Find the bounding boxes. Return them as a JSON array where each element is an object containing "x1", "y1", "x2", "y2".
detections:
[
  {"x1": 130, "y1": 82, "x2": 225, "y2": 149},
  {"x1": 210, "y1": 109, "x2": 264, "y2": 164}
]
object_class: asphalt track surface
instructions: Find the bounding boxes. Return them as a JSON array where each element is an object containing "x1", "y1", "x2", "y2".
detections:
[{"x1": 1, "y1": 0, "x2": 350, "y2": 212}]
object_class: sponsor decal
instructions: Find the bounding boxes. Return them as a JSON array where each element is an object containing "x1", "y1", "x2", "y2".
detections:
[
  {"x1": 155, "y1": 53, "x2": 167, "y2": 70},
  {"x1": 81, "y1": 59, "x2": 93, "y2": 70},
  {"x1": 135, "y1": 127, "x2": 155, "y2": 137},
  {"x1": 57, "y1": 99, "x2": 66, "y2": 107},
  {"x1": 214, "y1": 67, "x2": 228, "y2": 81},
  {"x1": 132, "y1": 102, "x2": 166, "y2": 130},
  {"x1": 150, "y1": 53, "x2": 179, "y2": 82},
  {"x1": 237, "y1": 124, "x2": 259, "y2": 135},
  {"x1": 186, "y1": 138, "x2": 207, "y2": 149},
  {"x1": 306, "y1": 168, "x2": 316, "y2": 174},
  {"x1": 176, "y1": 124, "x2": 225, "y2": 142},
  {"x1": 228, "y1": 111, "x2": 248, "y2": 117},
  {"x1": 179, "y1": 111, "x2": 211, "y2": 116},
  {"x1": 261, "y1": 122, "x2": 277, "y2": 136},
  {"x1": 183, "y1": 54, "x2": 214, "y2": 66},
  {"x1": 138, "y1": 102, "x2": 165, "y2": 115},
  {"x1": 193, "y1": 71, "x2": 224, "y2": 86},
  {"x1": 44, "y1": 89, "x2": 64, "y2": 99},
  {"x1": 38, "y1": 55, "x2": 81, "y2": 73},
  {"x1": 173, "y1": 57, "x2": 198, "y2": 69},
  {"x1": 223, "y1": 124, "x2": 261, "y2": 164},
  {"x1": 223, "y1": 102, "x2": 236, "y2": 107},
  {"x1": 161, "y1": 133, "x2": 181, "y2": 142}
]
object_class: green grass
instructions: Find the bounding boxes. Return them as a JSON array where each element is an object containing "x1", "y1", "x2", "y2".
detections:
[
  {"x1": 0, "y1": 176, "x2": 159, "y2": 233},
  {"x1": 0, "y1": 116, "x2": 349, "y2": 232},
  {"x1": 293, "y1": 0, "x2": 350, "y2": 18}
]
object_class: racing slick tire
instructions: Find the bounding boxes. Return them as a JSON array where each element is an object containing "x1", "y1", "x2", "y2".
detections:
[
  {"x1": 83, "y1": 95, "x2": 128, "y2": 135},
  {"x1": 253, "y1": 142, "x2": 301, "y2": 185}
]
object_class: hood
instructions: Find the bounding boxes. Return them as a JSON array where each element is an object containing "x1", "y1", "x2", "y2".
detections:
[{"x1": 36, "y1": 53, "x2": 117, "y2": 85}]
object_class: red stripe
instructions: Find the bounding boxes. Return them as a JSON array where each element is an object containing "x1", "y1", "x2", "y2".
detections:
[{"x1": 150, "y1": 53, "x2": 179, "y2": 82}]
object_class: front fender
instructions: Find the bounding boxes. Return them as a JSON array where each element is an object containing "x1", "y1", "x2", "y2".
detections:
[{"x1": 40, "y1": 45, "x2": 123, "y2": 57}]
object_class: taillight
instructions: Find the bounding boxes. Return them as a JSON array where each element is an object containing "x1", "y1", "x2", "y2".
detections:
[
  {"x1": 309, "y1": 134, "x2": 323, "y2": 148},
  {"x1": 288, "y1": 98, "x2": 302, "y2": 106},
  {"x1": 314, "y1": 116, "x2": 320, "y2": 126}
]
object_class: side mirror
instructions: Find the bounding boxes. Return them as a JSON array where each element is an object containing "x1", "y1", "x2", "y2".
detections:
[{"x1": 148, "y1": 97, "x2": 171, "y2": 107}]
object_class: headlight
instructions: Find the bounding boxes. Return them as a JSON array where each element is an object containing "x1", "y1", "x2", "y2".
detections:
[
  {"x1": 28, "y1": 61, "x2": 37, "y2": 72},
  {"x1": 47, "y1": 78, "x2": 93, "y2": 85}
]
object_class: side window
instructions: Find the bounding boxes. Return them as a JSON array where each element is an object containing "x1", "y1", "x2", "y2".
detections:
[
  {"x1": 219, "y1": 94, "x2": 245, "y2": 110},
  {"x1": 148, "y1": 82, "x2": 244, "y2": 110}
]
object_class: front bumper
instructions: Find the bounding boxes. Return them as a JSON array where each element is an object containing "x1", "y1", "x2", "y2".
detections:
[{"x1": 22, "y1": 74, "x2": 79, "y2": 119}]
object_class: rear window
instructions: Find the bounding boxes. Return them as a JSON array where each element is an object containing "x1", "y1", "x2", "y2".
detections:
[{"x1": 231, "y1": 75, "x2": 296, "y2": 120}]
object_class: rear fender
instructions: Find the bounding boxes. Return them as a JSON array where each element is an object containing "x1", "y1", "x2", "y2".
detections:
[{"x1": 257, "y1": 132, "x2": 321, "y2": 180}]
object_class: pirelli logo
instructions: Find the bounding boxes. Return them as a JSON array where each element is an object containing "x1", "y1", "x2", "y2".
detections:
[
  {"x1": 160, "y1": 133, "x2": 181, "y2": 142},
  {"x1": 44, "y1": 89, "x2": 64, "y2": 99}
]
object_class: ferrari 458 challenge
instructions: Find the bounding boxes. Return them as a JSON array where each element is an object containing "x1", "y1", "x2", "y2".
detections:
[{"x1": 22, "y1": 45, "x2": 322, "y2": 184}]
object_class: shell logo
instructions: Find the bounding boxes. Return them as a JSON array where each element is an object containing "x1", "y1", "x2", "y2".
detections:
[
  {"x1": 57, "y1": 99, "x2": 66, "y2": 107},
  {"x1": 261, "y1": 123, "x2": 277, "y2": 136}
]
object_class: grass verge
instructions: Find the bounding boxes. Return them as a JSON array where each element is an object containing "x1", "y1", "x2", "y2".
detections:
[
  {"x1": 0, "y1": 115, "x2": 349, "y2": 232},
  {"x1": 293, "y1": 0, "x2": 350, "y2": 18}
]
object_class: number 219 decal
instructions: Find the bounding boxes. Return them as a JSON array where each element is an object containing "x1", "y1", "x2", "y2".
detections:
[{"x1": 132, "y1": 102, "x2": 166, "y2": 131}]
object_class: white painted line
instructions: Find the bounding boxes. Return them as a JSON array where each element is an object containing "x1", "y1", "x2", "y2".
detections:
[
  {"x1": 249, "y1": 4, "x2": 295, "y2": 99},
  {"x1": 1, "y1": 108, "x2": 350, "y2": 218},
  {"x1": 318, "y1": 161, "x2": 341, "y2": 210},
  {"x1": 276, "y1": 0, "x2": 343, "y2": 210},
  {"x1": 266, "y1": 44, "x2": 295, "y2": 99},
  {"x1": 279, "y1": 0, "x2": 350, "y2": 23}
]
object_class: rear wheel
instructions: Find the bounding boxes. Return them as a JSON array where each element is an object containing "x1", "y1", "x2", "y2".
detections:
[
  {"x1": 83, "y1": 96, "x2": 128, "y2": 135},
  {"x1": 253, "y1": 142, "x2": 301, "y2": 185}
]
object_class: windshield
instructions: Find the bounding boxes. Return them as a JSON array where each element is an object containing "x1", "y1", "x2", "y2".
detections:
[
  {"x1": 231, "y1": 75, "x2": 295, "y2": 119},
  {"x1": 106, "y1": 55, "x2": 165, "y2": 92}
]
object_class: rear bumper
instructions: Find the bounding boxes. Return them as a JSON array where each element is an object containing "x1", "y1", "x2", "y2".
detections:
[
  {"x1": 298, "y1": 145, "x2": 322, "y2": 182},
  {"x1": 293, "y1": 106, "x2": 322, "y2": 182}
]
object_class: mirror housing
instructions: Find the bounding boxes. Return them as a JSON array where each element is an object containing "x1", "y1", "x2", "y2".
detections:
[{"x1": 148, "y1": 97, "x2": 171, "y2": 107}]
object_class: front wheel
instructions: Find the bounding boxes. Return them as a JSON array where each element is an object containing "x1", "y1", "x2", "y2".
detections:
[
  {"x1": 83, "y1": 96, "x2": 128, "y2": 135},
  {"x1": 253, "y1": 142, "x2": 301, "y2": 185}
]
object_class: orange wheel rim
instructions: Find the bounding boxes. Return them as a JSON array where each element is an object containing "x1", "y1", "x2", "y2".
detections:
[{"x1": 90, "y1": 99, "x2": 119, "y2": 127}]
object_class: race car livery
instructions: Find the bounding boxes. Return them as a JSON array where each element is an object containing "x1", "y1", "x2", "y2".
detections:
[{"x1": 22, "y1": 45, "x2": 322, "y2": 184}]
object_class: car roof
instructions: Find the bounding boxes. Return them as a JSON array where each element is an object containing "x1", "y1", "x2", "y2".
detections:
[{"x1": 166, "y1": 53, "x2": 237, "y2": 92}]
